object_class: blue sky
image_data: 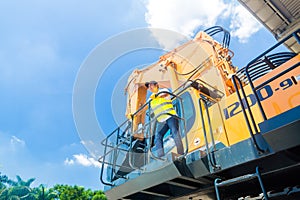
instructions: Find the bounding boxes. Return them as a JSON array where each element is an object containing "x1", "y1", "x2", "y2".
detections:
[{"x1": 0, "y1": 0, "x2": 286, "y2": 190}]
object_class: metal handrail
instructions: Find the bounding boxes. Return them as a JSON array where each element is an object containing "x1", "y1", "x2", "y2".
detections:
[
  {"x1": 111, "y1": 128, "x2": 120, "y2": 181},
  {"x1": 100, "y1": 134, "x2": 114, "y2": 186},
  {"x1": 254, "y1": 62, "x2": 300, "y2": 91},
  {"x1": 99, "y1": 90, "x2": 188, "y2": 185},
  {"x1": 231, "y1": 75, "x2": 265, "y2": 153},
  {"x1": 99, "y1": 121, "x2": 136, "y2": 186},
  {"x1": 99, "y1": 160, "x2": 130, "y2": 169},
  {"x1": 236, "y1": 52, "x2": 296, "y2": 84},
  {"x1": 246, "y1": 29, "x2": 299, "y2": 69},
  {"x1": 190, "y1": 78, "x2": 226, "y2": 164},
  {"x1": 127, "y1": 100, "x2": 152, "y2": 169},
  {"x1": 99, "y1": 137, "x2": 137, "y2": 185},
  {"x1": 100, "y1": 119, "x2": 130, "y2": 146},
  {"x1": 128, "y1": 101, "x2": 151, "y2": 169},
  {"x1": 198, "y1": 98, "x2": 220, "y2": 170},
  {"x1": 214, "y1": 166, "x2": 269, "y2": 200},
  {"x1": 98, "y1": 133, "x2": 131, "y2": 161},
  {"x1": 128, "y1": 130, "x2": 148, "y2": 170},
  {"x1": 99, "y1": 145, "x2": 132, "y2": 185},
  {"x1": 245, "y1": 29, "x2": 300, "y2": 121}
]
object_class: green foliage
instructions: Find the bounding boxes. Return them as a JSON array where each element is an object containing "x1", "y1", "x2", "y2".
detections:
[
  {"x1": 8, "y1": 195, "x2": 20, "y2": 200},
  {"x1": 15, "y1": 175, "x2": 35, "y2": 187},
  {"x1": 32, "y1": 184, "x2": 58, "y2": 200},
  {"x1": 0, "y1": 172, "x2": 15, "y2": 187},
  {"x1": 0, "y1": 175, "x2": 34, "y2": 200},
  {"x1": 0, "y1": 188, "x2": 9, "y2": 200},
  {"x1": 91, "y1": 193, "x2": 106, "y2": 200},
  {"x1": 0, "y1": 172, "x2": 8, "y2": 192},
  {"x1": 8, "y1": 186, "x2": 31, "y2": 197},
  {"x1": 53, "y1": 184, "x2": 106, "y2": 200},
  {"x1": 0, "y1": 173, "x2": 106, "y2": 200}
]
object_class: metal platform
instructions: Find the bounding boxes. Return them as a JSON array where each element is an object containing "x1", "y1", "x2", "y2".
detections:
[
  {"x1": 260, "y1": 105, "x2": 300, "y2": 152},
  {"x1": 103, "y1": 111, "x2": 300, "y2": 199},
  {"x1": 105, "y1": 153, "x2": 213, "y2": 200}
]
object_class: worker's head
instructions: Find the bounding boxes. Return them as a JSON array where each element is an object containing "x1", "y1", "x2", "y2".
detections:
[{"x1": 145, "y1": 81, "x2": 159, "y2": 93}]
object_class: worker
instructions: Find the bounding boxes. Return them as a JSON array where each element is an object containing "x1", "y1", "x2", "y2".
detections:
[{"x1": 145, "y1": 80, "x2": 184, "y2": 157}]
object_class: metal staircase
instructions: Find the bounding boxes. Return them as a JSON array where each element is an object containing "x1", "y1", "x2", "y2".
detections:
[{"x1": 214, "y1": 167, "x2": 269, "y2": 200}]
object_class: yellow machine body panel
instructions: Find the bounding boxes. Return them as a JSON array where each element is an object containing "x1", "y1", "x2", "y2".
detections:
[
  {"x1": 254, "y1": 54, "x2": 300, "y2": 118},
  {"x1": 184, "y1": 54, "x2": 300, "y2": 153}
]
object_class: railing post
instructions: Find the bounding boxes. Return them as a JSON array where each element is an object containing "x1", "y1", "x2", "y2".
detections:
[
  {"x1": 214, "y1": 167, "x2": 269, "y2": 200},
  {"x1": 99, "y1": 137, "x2": 114, "y2": 186},
  {"x1": 199, "y1": 98, "x2": 220, "y2": 170},
  {"x1": 256, "y1": 167, "x2": 269, "y2": 200},
  {"x1": 231, "y1": 75, "x2": 265, "y2": 153},
  {"x1": 245, "y1": 68, "x2": 268, "y2": 121},
  {"x1": 214, "y1": 178, "x2": 222, "y2": 200}
]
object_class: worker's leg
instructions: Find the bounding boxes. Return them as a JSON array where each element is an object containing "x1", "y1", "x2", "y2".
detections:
[
  {"x1": 167, "y1": 117, "x2": 184, "y2": 155},
  {"x1": 155, "y1": 122, "x2": 169, "y2": 157}
]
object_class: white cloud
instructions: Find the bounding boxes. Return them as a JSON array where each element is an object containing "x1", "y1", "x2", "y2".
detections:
[
  {"x1": 10, "y1": 136, "x2": 26, "y2": 146},
  {"x1": 80, "y1": 140, "x2": 95, "y2": 146},
  {"x1": 229, "y1": 4, "x2": 262, "y2": 43},
  {"x1": 64, "y1": 158, "x2": 74, "y2": 165},
  {"x1": 144, "y1": 0, "x2": 228, "y2": 49},
  {"x1": 79, "y1": 140, "x2": 101, "y2": 159},
  {"x1": 9, "y1": 135, "x2": 26, "y2": 152},
  {"x1": 145, "y1": 0, "x2": 227, "y2": 37},
  {"x1": 144, "y1": 0, "x2": 262, "y2": 46},
  {"x1": 64, "y1": 154, "x2": 101, "y2": 168}
]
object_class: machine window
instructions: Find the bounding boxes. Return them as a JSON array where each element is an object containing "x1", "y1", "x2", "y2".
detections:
[{"x1": 175, "y1": 92, "x2": 196, "y2": 135}]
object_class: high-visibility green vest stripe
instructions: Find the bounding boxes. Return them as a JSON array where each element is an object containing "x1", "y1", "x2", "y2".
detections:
[
  {"x1": 150, "y1": 97, "x2": 176, "y2": 122},
  {"x1": 152, "y1": 103, "x2": 173, "y2": 114},
  {"x1": 151, "y1": 101, "x2": 173, "y2": 111}
]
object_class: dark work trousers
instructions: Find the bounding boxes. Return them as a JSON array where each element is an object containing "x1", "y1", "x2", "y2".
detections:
[{"x1": 155, "y1": 116, "x2": 184, "y2": 157}]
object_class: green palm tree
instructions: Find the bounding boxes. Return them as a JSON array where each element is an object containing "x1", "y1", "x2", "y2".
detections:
[
  {"x1": 32, "y1": 184, "x2": 58, "y2": 200},
  {"x1": 13, "y1": 175, "x2": 35, "y2": 187},
  {"x1": 0, "y1": 175, "x2": 35, "y2": 200}
]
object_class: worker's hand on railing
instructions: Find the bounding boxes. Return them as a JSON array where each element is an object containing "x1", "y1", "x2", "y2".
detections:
[
  {"x1": 126, "y1": 113, "x2": 133, "y2": 119},
  {"x1": 150, "y1": 93, "x2": 156, "y2": 99}
]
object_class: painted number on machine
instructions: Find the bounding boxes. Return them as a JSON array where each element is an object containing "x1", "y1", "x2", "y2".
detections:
[{"x1": 223, "y1": 75, "x2": 298, "y2": 119}]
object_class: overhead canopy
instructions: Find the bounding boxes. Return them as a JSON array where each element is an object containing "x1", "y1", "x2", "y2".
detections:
[{"x1": 238, "y1": 0, "x2": 300, "y2": 53}]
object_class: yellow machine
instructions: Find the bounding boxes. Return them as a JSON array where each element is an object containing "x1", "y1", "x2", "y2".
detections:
[{"x1": 99, "y1": 26, "x2": 300, "y2": 199}]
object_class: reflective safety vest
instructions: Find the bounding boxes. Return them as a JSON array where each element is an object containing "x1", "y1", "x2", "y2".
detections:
[{"x1": 150, "y1": 96, "x2": 177, "y2": 122}]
